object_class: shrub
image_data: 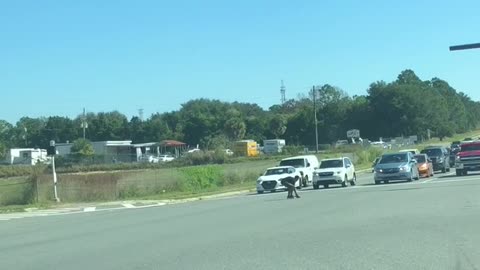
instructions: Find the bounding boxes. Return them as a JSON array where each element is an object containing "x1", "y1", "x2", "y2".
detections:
[
  {"x1": 354, "y1": 147, "x2": 383, "y2": 166},
  {"x1": 177, "y1": 165, "x2": 224, "y2": 192}
]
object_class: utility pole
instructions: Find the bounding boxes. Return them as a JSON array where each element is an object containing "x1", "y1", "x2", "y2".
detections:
[
  {"x1": 81, "y1": 108, "x2": 88, "y2": 140},
  {"x1": 312, "y1": 86, "x2": 319, "y2": 153},
  {"x1": 23, "y1": 126, "x2": 28, "y2": 147}
]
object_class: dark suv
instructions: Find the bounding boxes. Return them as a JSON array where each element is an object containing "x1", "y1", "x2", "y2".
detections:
[{"x1": 420, "y1": 147, "x2": 451, "y2": 173}]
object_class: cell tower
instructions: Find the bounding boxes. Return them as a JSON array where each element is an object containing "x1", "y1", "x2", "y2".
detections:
[{"x1": 280, "y1": 80, "x2": 286, "y2": 104}]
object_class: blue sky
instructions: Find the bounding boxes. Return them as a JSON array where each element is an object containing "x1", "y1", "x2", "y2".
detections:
[{"x1": 1, "y1": 0, "x2": 480, "y2": 124}]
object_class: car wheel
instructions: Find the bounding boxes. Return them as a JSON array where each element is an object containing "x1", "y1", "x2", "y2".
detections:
[
  {"x1": 456, "y1": 169, "x2": 463, "y2": 176},
  {"x1": 313, "y1": 184, "x2": 319, "y2": 190},
  {"x1": 257, "y1": 191, "x2": 264, "y2": 194},
  {"x1": 323, "y1": 184, "x2": 329, "y2": 189},
  {"x1": 463, "y1": 170, "x2": 468, "y2": 176},
  {"x1": 271, "y1": 190, "x2": 276, "y2": 193},
  {"x1": 447, "y1": 167, "x2": 451, "y2": 172},
  {"x1": 375, "y1": 181, "x2": 380, "y2": 185},
  {"x1": 430, "y1": 168, "x2": 434, "y2": 177},
  {"x1": 384, "y1": 180, "x2": 389, "y2": 184},
  {"x1": 441, "y1": 167, "x2": 446, "y2": 173},
  {"x1": 414, "y1": 169, "x2": 420, "y2": 180},
  {"x1": 350, "y1": 173, "x2": 357, "y2": 186},
  {"x1": 342, "y1": 175, "x2": 348, "y2": 187}
]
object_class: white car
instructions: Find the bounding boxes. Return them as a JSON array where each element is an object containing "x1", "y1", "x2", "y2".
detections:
[
  {"x1": 312, "y1": 157, "x2": 356, "y2": 189},
  {"x1": 256, "y1": 166, "x2": 302, "y2": 194},
  {"x1": 159, "y1": 155, "x2": 175, "y2": 162},
  {"x1": 278, "y1": 155, "x2": 319, "y2": 187}
]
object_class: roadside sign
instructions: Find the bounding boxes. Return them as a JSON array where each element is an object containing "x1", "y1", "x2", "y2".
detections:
[{"x1": 347, "y1": 129, "x2": 360, "y2": 138}]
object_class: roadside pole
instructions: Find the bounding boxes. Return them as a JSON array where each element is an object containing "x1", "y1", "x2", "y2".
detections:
[
  {"x1": 313, "y1": 86, "x2": 319, "y2": 153},
  {"x1": 52, "y1": 155, "x2": 60, "y2": 202},
  {"x1": 48, "y1": 140, "x2": 60, "y2": 202}
]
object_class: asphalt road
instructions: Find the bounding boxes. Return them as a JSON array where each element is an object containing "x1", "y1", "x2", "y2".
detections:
[{"x1": 1, "y1": 171, "x2": 480, "y2": 270}]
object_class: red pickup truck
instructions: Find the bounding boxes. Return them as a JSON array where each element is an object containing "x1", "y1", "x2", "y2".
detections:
[{"x1": 455, "y1": 141, "x2": 480, "y2": 176}]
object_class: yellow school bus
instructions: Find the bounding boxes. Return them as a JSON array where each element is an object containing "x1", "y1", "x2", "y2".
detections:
[{"x1": 233, "y1": 140, "x2": 259, "y2": 157}]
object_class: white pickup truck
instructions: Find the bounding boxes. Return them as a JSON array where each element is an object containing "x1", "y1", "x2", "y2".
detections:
[{"x1": 278, "y1": 155, "x2": 319, "y2": 187}]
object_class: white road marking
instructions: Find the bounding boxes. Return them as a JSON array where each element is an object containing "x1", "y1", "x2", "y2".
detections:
[
  {"x1": 122, "y1": 203, "x2": 136, "y2": 208},
  {"x1": 83, "y1": 207, "x2": 96, "y2": 212}
]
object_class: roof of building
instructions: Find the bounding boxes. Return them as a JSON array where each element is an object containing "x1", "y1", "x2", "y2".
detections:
[{"x1": 160, "y1": 140, "x2": 186, "y2": 147}]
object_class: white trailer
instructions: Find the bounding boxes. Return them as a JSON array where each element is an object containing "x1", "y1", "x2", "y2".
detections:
[
  {"x1": 7, "y1": 148, "x2": 49, "y2": 165},
  {"x1": 263, "y1": 139, "x2": 286, "y2": 155}
]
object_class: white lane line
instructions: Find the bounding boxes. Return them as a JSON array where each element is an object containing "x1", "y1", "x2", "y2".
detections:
[
  {"x1": 83, "y1": 207, "x2": 96, "y2": 212},
  {"x1": 427, "y1": 177, "x2": 480, "y2": 184},
  {"x1": 122, "y1": 203, "x2": 136, "y2": 208}
]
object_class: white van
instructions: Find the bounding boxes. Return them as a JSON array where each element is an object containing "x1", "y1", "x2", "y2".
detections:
[{"x1": 279, "y1": 155, "x2": 319, "y2": 187}]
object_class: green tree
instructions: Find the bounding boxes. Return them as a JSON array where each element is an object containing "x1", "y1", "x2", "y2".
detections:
[
  {"x1": 268, "y1": 115, "x2": 287, "y2": 138},
  {"x1": 71, "y1": 139, "x2": 94, "y2": 157},
  {"x1": 224, "y1": 117, "x2": 246, "y2": 141}
]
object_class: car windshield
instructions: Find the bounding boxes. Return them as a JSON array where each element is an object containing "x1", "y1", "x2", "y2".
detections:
[
  {"x1": 265, "y1": 168, "x2": 289, "y2": 175},
  {"x1": 421, "y1": 148, "x2": 443, "y2": 156},
  {"x1": 319, "y1": 160, "x2": 343, "y2": 168},
  {"x1": 279, "y1": 159, "x2": 305, "y2": 168},
  {"x1": 414, "y1": 155, "x2": 426, "y2": 163},
  {"x1": 379, "y1": 154, "x2": 407, "y2": 164},
  {"x1": 461, "y1": 144, "x2": 480, "y2": 152}
]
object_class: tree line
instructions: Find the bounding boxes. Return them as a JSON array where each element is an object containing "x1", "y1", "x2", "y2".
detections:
[{"x1": 1, "y1": 69, "x2": 480, "y2": 158}]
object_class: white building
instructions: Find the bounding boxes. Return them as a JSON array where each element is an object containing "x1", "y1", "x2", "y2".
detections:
[
  {"x1": 6, "y1": 148, "x2": 49, "y2": 165},
  {"x1": 56, "y1": 141, "x2": 135, "y2": 163},
  {"x1": 55, "y1": 140, "x2": 164, "y2": 163}
]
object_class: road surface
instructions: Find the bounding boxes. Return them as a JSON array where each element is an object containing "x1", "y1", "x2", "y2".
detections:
[{"x1": 1, "y1": 172, "x2": 480, "y2": 270}]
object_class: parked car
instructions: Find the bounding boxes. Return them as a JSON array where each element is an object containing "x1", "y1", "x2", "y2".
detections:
[
  {"x1": 159, "y1": 154, "x2": 175, "y2": 162},
  {"x1": 414, "y1": 154, "x2": 434, "y2": 178},
  {"x1": 335, "y1": 140, "x2": 349, "y2": 148},
  {"x1": 400, "y1": 149, "x2": 420, "y2": 155},
  {"x1": 374, "y1": 152, "x2": 420, "y2": 184},
  {"x1": 187, "y1": 148, "x2": 200, "y2": 153},
  {"x1": 420, "y1": 146, "x2": 451, "y2": 173},
  {"x1": 256, "y1": 166, "x2": 302, "y2": 194},
  {"x1": 312, "y1": 157, "x2": 356, "y2": 189},
  {"x1": 455, "y1": 141, "x2": 480, "y2": 176},
  {"x1": 278, "y1": 155, "x2": 319, "y2": 187},
  {"x1": 140, "y1": 155, "x2": 160, "y2": 163}
]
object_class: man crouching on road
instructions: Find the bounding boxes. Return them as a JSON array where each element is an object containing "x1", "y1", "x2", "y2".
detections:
[{"x1": 281, "y1": 173, "x2": 301, "y2": 199}]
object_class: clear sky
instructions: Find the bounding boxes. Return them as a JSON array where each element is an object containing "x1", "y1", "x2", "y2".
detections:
[{"x1": 1, "y1": 0, "x2": 480, "y2": 124}]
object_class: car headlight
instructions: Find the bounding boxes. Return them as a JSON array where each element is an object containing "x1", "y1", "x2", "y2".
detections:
[
  {"x1": 399, "y1": 166, "x2": 408, "y2": 172},
  {"x1": 257, "y1": 178, "x2": 262, "y2": 184},
  {"x1": 336, "y1": 171, "x2": 342, "y2": 174},
  {"x1": 376, "y1": 169, "x2": 383, "y2": 173},
  {"x1": 455, "y1": 155, "x2": 460, "y2": 161}
]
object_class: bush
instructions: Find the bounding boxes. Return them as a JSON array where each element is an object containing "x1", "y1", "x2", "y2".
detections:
[
  {"x1": 354, "y1": 147, "x2": 383, "y2": 166},
  {"x1": 177, "y1": 165, "x2": 224, "y2": 192}
]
